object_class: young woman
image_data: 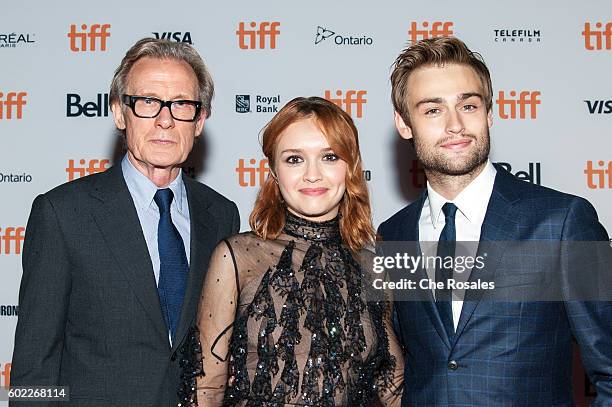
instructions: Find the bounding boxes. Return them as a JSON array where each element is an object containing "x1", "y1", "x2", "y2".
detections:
[{"x1": 180, "y1": 96, "x2": 403, "y2": 406}]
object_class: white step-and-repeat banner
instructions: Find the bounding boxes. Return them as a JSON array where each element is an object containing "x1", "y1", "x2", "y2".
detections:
[{"x1": 1, "y1": 1, "x2": 610, "y2": 405}]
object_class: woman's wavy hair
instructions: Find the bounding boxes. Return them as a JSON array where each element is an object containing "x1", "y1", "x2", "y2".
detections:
[{"x1": 249, "y1": 96, "x2": 374, "y2": 252}]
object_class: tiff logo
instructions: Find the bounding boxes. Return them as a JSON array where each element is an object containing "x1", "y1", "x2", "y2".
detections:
[
  {"x1": 496, "y1": 91, "x2": 541, "y2": 119},
  {"x1": 1, "y1": 362, "x2": 10, "y2": 389},
  {"x1": 68, "y1": 24, "x2": 111, "y2": 52},
  {"x1": 0, "y1": 227, "x2": 25, "y2": 255},
  {"x1": 582, "y1": 22, "x2": 612, "y2": 50},
  {"x1": 409, "y1": 21, "x2": 453, "y2": 43},
  {"x1": 236, "y1": 21, "x2": 280, "y2": 49},
  {"x1": 0, "y1": 92, "x2": 26, "y2": 120},
  {"x1": 236, "y1": 158, "x2": 269, "y2": 187},
  {"x1": 584, "y1": 160, "x2": 612, "y2": 189},
  {"x1": 324, "y1": 90, "x2": 367, "y2": 118},
  {"x1": 66, "y1": 159, "x2": 110, "y2": 181}
]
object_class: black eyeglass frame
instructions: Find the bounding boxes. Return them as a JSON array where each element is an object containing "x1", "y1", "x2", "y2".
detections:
[{"x1": 122, "y1": 94, "x2": 203, "y2": 122}]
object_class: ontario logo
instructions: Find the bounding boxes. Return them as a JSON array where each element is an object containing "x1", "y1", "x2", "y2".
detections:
[{"x1": 315, "y1": 26, "x2": 373, "y2": 46}]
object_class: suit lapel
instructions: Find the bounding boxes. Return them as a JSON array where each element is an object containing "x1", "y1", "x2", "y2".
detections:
[
  {"x1": 171, "y1": 176, "x2": 219, "y2": 352},
  {"x1": 404, "y1": 192, "x2": 453, "y2": 349},
  {"x1": 90, "y1": 165, "x2": 168, "y2": 341},
  {"x1": 451, "y1": 167, "x2": 521, "y2": 345}
]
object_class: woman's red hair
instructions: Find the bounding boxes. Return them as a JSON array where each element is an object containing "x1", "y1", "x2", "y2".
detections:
[{"x1": 249, "y1": 96, "x2": 374, "y2": 252}]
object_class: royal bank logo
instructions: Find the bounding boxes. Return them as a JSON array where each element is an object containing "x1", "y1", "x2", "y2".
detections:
[
  {"x1": 152, "y1": 31, "x2": 193, "y2": 44},
  {"x1": 235, "y1": 95, "x2": 251, "y2": 113},
  {"x1": 0, "y1": 32, "x2": 35, "y2": 48},
  {"x1": 314, "y1": 26, "x2": 373, "y2": 46},
  {"x1": 493, "y1": 28, "x2": 541, "y2": 44},
  {"x1": 235, "y1": 94, "x2": 281, "y2": 113}
]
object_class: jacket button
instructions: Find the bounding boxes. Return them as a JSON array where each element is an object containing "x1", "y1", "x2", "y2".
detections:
[
  {"x1": 171, "y1": 354, "x2": 177, "y2": 362},
  {"x1": 448, "y1": 360, "x2": 458, "y2": 371}
]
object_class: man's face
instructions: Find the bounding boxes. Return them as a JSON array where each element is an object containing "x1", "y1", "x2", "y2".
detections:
[
  {"x1": 395, "y1": 63, "x2": 492, "y2": 176},
  {"x1": 112, "y1": 57, "x2": 205, "y2": 172}
]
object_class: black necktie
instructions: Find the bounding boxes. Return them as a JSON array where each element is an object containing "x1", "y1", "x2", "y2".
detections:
[
  {"x1": 436, "y1": 202, "x2": 457, "y2": 340},
  {"x1": 154, "y1": 188, "x2": 189, "y2": 342}
]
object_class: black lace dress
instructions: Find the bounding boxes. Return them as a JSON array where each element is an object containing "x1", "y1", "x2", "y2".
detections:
[{"x1": 179, "y1": 213, "x2": 403, "y2": 406}]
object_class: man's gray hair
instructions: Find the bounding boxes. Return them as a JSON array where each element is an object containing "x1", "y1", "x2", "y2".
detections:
[{"x1": 109, "y1": 37, "x2": 214, "y2": 118}]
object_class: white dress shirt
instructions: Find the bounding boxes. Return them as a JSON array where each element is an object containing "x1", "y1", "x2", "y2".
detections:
[{"x1": 418, "y1": 160, "x2": 496, "y2": 329}]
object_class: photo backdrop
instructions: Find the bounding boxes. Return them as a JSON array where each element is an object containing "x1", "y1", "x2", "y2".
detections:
[{"x1": 1, "y1": 1, "x2": 610, "y2": 404}]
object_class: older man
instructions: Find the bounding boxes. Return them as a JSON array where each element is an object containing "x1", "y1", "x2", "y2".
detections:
[{"x1": 11, "y1": 38, "x2": 239, "y2": 407}]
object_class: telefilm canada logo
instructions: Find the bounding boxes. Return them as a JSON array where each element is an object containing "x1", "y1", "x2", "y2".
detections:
[
  {"x1": 314, "y1": 26, "x2": 373, "y2": 46},
  {"x1": 235, "y1": 94, "x2": 281, "y2": 113},
  {"x1": 493, "y1": 29, "x2": 541, "y2": 43},
  {"x1": 0, "y1": 32, "x2": 35, "y2": 48}
]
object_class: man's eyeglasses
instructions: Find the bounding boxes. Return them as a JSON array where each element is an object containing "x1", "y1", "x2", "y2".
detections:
[{"x1": 122, "y1": 95, "x2": 202, "y2": 122}]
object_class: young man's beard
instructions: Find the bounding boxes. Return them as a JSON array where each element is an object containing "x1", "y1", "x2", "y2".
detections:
[{"x1": 413, "y1": 127, "x2": 490, "y2": 177}]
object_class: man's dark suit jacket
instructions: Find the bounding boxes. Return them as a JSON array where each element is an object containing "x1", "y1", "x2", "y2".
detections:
[
  {"x1": 378, "y1": 164, "x2": 612, "y2": 406},
  {"x1": 11, "y1": 164, "x2": 240, "y2": 407}
]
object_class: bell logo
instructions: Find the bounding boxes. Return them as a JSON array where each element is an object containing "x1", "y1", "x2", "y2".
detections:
[
  {"x1": 66, "y1": 93, "x2": 110, "y2": 117},
  {"x1": 496, "y1": 91, "x2": 541, "y2": 119},
  {"x1": 66, "y1": 159, "x2": 110, "y2": 181},
  {"x1": 324, "y1": 90, "x2": 367, "y2": 118},
  {"x1": 236, "y1": 21, "x2": 280, "y2": 49},
  {"x1": 1, "y1": 362, "x2": 10, "y2": 389},
  {"x1": 584, "y1": 160, "x2": 612, "y2": 189},
  {"x1": 409, "y1": 21, "x2": 454, "y2": 43},
  {"x1": 582, "y1": 22, "x2": 612, "y2": 50},
  {"x1": 0, "y1": 91, "x2": 27, "y2": 120},
  {"x1": 0, "y1": 228, "x2": 25, "y2": 255},
  {"x1": 236, "y1": 158, "x2": 269, "y2": 187},
  {"x1": 68, "y1": 24, "x2": 111, "y2": 52}
]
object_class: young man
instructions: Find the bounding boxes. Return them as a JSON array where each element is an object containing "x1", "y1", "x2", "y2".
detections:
[{"x1": 378, "y1": 36, "x2": 611, "y2": 406}]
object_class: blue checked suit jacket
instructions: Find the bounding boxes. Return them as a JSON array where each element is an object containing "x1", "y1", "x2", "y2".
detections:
[{"x1": 377, "y1": 164, "x2": 612, "y2": 406}]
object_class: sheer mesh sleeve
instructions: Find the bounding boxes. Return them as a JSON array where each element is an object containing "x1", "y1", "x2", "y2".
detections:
[
  {"x1": 377, "y1": 302, "x2": 405, "y2": 406},
  {"x1": 194, "y1": 239, "x2": 239, "y2": 406}
]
